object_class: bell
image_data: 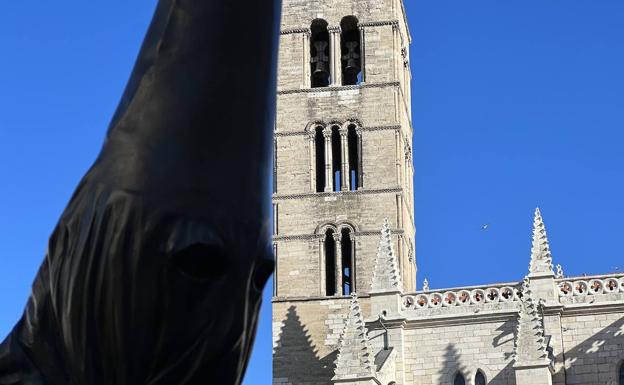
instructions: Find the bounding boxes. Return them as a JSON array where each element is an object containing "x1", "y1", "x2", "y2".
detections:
[
  {"x1": 343, "y1": 41, "x2": 360, "y2": 75},
  {"x1": 311, "y1": 40, "x2": 329, "y2": 76}
]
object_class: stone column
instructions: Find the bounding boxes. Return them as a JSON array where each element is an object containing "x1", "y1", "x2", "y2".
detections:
[
  {"x1": 359, "y1": 26, "x2": 366, "y2": 83},
  {"x1": 329, "y1": 27, "x2": 342, "y2": 86},
  {"x1": 350, "y1": 234, "x2": 356, "y2": 292},
  {"x1": 303, "y1": 30, "x2": 311, "y2": 88},
  {"x1": 319, "y1": 235, "x2": 326, "y2": 296},
  {"x1": 308, "y1": 130, "x2": 316, "y2": 192},
  {"x1": 395, "y1": 130, "x2": 401, "y2": 186},
  {"x1": 333, "y1": 232, "x2": 343, "y2": 296},
  {"x1": 340, "y1": 125, "x2": 350, "y2": 191},
  {"x1": 357, "y1": 128, "x2": 363, "y2": 189},
  {"x1": 323, "y1": 126, "x2": 333, "y2": 192}
]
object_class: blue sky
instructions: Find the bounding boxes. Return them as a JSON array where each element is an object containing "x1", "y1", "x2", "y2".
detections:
[{"x1": 1, "y1": 1, "x2": 623, "y2": 384}]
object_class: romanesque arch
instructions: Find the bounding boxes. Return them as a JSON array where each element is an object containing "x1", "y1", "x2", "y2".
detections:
[
  {"x1": 475, "y1": 370, "x2": 487, "y2": 385},
  {"x1": 340, "y1": 16, "x2": 362, "y2": 85},
  {"x1": 310, "y1": 19, "x2": 330, "y2": 87}
]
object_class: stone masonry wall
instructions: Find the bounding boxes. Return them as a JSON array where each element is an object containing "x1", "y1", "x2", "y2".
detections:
[
  {"x1": 273, "y1": 298, "x2": 370, "y2": 385},
  {"x1": 560, "y1": 309, "x2": 624, "y2": 385},
  {"x1": 400, "y1": 318, "x2": 518, "y2": 385}
]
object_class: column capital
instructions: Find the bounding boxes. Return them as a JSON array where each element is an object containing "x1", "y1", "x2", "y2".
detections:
[
  {"x1": 332, "y1": 232, "x2": 342, "y2": 242},
  {"x1": 328, "y1": 26, "x2": 341, "y2": 33},
  {"x1": 322, "y1": 126, "x2": 333, "y2": 137}
]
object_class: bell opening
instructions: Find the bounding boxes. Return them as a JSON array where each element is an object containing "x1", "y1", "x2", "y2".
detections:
[
  {"x1": 340, "y1": 16, "x2": 361, "y2": 86},
  {"x1": 310, "y1": 19, "x2": 330, "y2": 88}
]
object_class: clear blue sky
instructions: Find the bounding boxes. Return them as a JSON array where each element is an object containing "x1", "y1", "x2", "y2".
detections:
[{"x1": 1, "y1": 1, "x2": 623, "y2": 384}]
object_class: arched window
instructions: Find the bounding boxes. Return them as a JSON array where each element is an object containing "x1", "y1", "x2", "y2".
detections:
[
  {"x1": 453, "y1": 372, "x2": 465, "y2": 385},
  {"x1": 347, "y1": 124, "x2": 360, "y2": 190},
  {"x1": 331, "y1": 125, "x2": 342, "y2": 191},
  {"x1": 340, "y1": 16, "x2": 362, "y2": 86},
  {"x1": 324, "y1": 228, "x2": 336, "y2": 296},
  {"x1": 619, "y1": 361, "x2": 624, "y2": 385},
  {"x1": 314, "y1": 126, "x2": 325, "y2": 192},
  {"x1": 341, "y1": 227, "x2": 354, "y2": 295},
  {"x1": 475, "y1": 370, "x2": 486, "y2": 385},
  {"x1": 310, "y1": 19, "x2": 330, "y2": 88}
]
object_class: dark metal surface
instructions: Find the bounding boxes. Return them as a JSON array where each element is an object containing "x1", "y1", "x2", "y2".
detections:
[{"x1": 0, "y1": 0, "x2": 281, "y2": 384}]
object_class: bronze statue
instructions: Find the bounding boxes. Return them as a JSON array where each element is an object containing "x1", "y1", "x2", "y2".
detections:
[{"x1": 0, "y1": 0, "x2": 280, "y2": 383}]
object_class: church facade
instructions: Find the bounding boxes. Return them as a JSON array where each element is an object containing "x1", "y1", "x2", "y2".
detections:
[{"x1": 271, "y1": 1, "x2": 624, "y2": 384}]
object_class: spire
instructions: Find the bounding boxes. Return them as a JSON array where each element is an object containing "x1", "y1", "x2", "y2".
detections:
[
  {"x1": 513, "y1": 278, "x2": 550, "y2": 366},
  {"x1": 371, "y1": 218, "x2": 402, "y2": 293},
  {"x1": 332, "y1": 293, "x2": 376, "y2": 381},
  {"x1": 529, "y1": 208, "x2": 555, "y2": 277}
]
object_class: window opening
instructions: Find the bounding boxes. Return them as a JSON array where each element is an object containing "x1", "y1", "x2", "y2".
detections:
[
  {"x1": 619, "y1": 362, "x2": 624, "y2": 385},
  {"x1": 310, "y1": 19, "x2": 330, "y2": 88},
  {"x1": 454, "y1": 373, "x2": 465, "y2": 385},
  {"x1": 315, "y1": 126, "x2": 325, "y2": 192},
  {"x1": 347, "y1": 124, "x2": 359, "y2": 190},
  {"x1": 325, "y1": 229, "x2": 336, "y2": 296},
  {"x1": 340, "y1": 16, "x2": 361, "y2": 86},
  {"x1": 331, "y1": 126, "x2": 341, "y2": 192},
  {"x1": 341, "y1": 228, "x2": 354, "y2": 295}
]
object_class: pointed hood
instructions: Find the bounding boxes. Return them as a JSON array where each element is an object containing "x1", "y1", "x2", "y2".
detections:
[
  {"x1": 86, "y1": 0, "x2": 279, "y2": 220},
  {"x1": 514, "y1": 278, "x2": 551, "y2": 366},
  {"x1": 529, "y1": 208, "x2": 555, "y2": 277},
  {"x1": 0, "y1": 1, "x2": 281, "y2": 384},
  {"x1": 332, "y1": 293, "x2": 376, "y2": 381},
  {"x1": 371, "y1": 219, "x2": 402, "y2": 293}
]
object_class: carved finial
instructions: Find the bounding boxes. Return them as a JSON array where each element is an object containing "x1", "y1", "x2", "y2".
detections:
[
  {"x1": 422, "y1": 279, "x2": 430, "y2": 292},
  {"x1": 556, "y1": 264, "x2": 564, "y2": 279},
  {"x1": 529, "y1": 208, "x2": 555, "y2": 277},
  {"x1": 370, "y1": 218, "x2": 402, "y2": 293},
  {"x1": 332, "y1": 293, "x2": 376, "y2": 381}
]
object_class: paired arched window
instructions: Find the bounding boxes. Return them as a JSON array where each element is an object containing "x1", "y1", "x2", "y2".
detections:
[
  {"x1": 340, "y1": 16, "x2": 362, "y2": 86},
  {"x1": 453, "y1": 372, "x2": 465, "y2": 385},
  {"x1": 475, "y1": 370, "x2": 487, "y2": 385},
  {"x1": 309, "y1": 16, "x2": 363, "y2": 88},
  {"x1": 312, "y1": 122, "x2": 362, "y2": 193},
  {"x1": 310, "y1": 19, "x2": 330, "y2": 88},
  {"x1": 322, "y1": 225, "x2": 356, "y2": 296}
]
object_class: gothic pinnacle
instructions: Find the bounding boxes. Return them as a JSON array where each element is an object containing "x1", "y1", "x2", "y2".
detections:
[
  {"x1": 371, "y1": 218, "x2": 402, "y2": 293},
  {"x1": 332, "y1": 293, "x2": 376, "y2": 381},
  {"x1": 513, "y1": 278, "x2": 550, "y2": 366},
  {"x1": 529, "y1": 208, "x2": 555, "y2": 277}
]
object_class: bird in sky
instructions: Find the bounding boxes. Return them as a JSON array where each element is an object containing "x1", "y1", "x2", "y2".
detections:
[{"x1": 481, "y1": 224, "x2": 489, "y2": 231}]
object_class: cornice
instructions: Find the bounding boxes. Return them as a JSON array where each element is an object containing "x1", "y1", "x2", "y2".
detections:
[
  {"x1": 273, "y1": 187, "x2": 402, "y2": 201},
  {"x1": 272, "y1": 293, "x2": 370, "y2": 303},
  {"x1": 274, "y1": 124, "x2": 401, "y2": 137},
  {"x1": 560, "y1": 301, "x2": 624, "y2": 316},
  {"x1": 280, "y1": 27, "x2": 310, "y2": 35},
  {"x1": 277, "y1": 81, "x2": 400, "y2": 95},
  {"x1": 400, "y1": 310, "x2": 519, "y2": 329},
  {"x1": 273, "y1": 229, "x2": 405, "y2": 242}
]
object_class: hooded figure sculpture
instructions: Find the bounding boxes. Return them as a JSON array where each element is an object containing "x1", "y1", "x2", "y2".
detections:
[{"x1": 0, "y1": 0, "x2": 280, "y2": 384}]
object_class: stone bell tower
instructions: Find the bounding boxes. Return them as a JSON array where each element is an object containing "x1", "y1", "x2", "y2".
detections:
[{"x1": 272, "y1": 0, "x2": 414, "y2": 383}]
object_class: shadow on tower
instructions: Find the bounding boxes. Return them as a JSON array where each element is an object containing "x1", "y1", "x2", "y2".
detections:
[{"x1": 273, "y1": 306, "x2": 338, "y2": 384}]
